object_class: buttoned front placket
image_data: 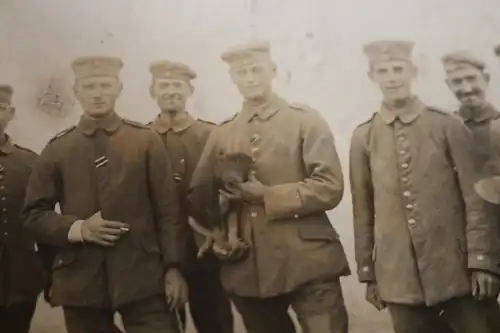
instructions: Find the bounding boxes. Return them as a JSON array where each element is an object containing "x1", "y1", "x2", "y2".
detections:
[
  {"x1": 0, "y1": 164, "x2": 7, "y2": 238},
  {"x1": 394, "y1": 120, "x2": 417, "y2": 228}
]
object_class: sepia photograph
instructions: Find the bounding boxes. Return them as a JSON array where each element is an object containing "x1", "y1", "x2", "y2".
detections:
[{"x1": 1, "y1": 0, "x2": 500, "y2": 332}]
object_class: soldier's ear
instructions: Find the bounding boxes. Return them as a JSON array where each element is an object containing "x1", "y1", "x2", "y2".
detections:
[
  {"x1": 410, "y1": 64, "x2": 419, "y2": 79},
  {"x1": 484, "y1": 72, "x2": 491, "y2": 84},
  {"x1": 149, "y1": 85, "x2": 155, "y2": 99},
  {"x1": 445, "y1": 78, "x2": 452, "y2": 90},
  {"x1": 189, "y1": 83, "x2": 195, "y2": 96},
  {"x1": 8, "y1": 107, "x2": 15, "y2": 120},
  {"x1": 270, "y1": 61, "x2": 278, "y2": 80},
  {"x1": 117, "y1": 81, "x2": 123, "y2": 93}
]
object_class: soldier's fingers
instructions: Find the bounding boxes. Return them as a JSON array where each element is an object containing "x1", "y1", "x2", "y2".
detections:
[
  {"x1": 93, "y1": 237, "x2": 115, "y2": 247},
  {"x1": 478, "y1": 278, "x2": 488, "y2": 300},
  {"x1": 471, "y1": 276, "x2": 479, "y2": 298},
  {"x1": 101, "y1": 228, "x2": 125, "y2": 235},
  {"x1": 102, "y1": 221, "x2": 130, "y2": 230},
  {"x1": 99, "y1": 234, "x2": 120, "y2": 242}
]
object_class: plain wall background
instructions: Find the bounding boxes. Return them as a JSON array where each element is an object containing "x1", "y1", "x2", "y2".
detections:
[{"x1": 2, "y1": 0, "x2": 500, "y2": 332}]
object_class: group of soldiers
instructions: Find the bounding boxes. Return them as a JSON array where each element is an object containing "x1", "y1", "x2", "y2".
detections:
[{"x1": 2, "y1": 38, "x2": 500, "y2": 333}]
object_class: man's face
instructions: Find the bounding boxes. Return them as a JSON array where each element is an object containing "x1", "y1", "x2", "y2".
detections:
[
  {"x1": 74, "y1": 76, "x2": 122, "y2": 118},
  {"x1": 229, "y1": 58, "x2": 276, "y2": 101},
  {"x1": 369, "y1": 60, "x2": 416, "y2": 103},
  {"x1": 446, "y1": 65, "x2": 489, "y2": 108},
  {"x1": 0, "y1": 102, "x2": 14, "y2": 133},
  {"x1": 152, "y1": 78, "x2": 192, "y2": 113}
]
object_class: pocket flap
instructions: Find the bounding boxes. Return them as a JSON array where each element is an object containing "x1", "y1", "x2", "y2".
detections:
[
  {"x1": 142, "y1": 239, "x2": 161, "y2": 254},
  {"x1": 298, "y1": 224, "x2": 339, "y2": 241},
  {"x1": 52, "y1": 251, "x2": 77, "y2": 270}
]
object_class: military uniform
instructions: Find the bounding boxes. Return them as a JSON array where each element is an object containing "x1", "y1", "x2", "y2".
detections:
[
  {"x1": 351, "y1": 41, "x2": 495, "y2": 333},
  {"x1": 443, "y1": 51, "x2": 500, "y2": 333},
  {"x1": 189, "y1": 41, "x2": 350, "y2": 333},
  {"x1": 0, "y1": 85, "x2": 47, "y2": 333},
  {"x1": 23, "y1": 57, "x2": 184, "y2": 333},
  {"x1": 148, "y1": 61, "x2": 233, "y2": 333}
]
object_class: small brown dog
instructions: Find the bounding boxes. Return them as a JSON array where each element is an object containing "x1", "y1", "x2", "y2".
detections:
[{"x1": 189, "y1": 152, "x2": 253, "y2": 261}]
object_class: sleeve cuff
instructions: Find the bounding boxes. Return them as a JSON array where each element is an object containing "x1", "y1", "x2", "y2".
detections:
[
  {"x1": 68, "y1": 220, "x2": 84, "y2": 243},
  {"x1": 263, "y1": 185, "x2": 302, "y2": 219},
  {"x1": 468, "y1": 254, "x2": 500, "y2": 275},
  {"x1": 357, "y1": 264, "x2": 376, "y2": 282}
]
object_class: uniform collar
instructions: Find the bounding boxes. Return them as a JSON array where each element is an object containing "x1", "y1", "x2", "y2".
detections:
[
  {"x1": 379, "y1": 96, "x2": 424, "y2": 125},
  {"x1": 241, "y1": 94, "x2": 284, "y2": 122},
  {"x1": 0, "y1": 134, "x2": 13, "y2": 155},
  {"x1": 458, "y1": 102, "x2": 499, "y2": 123},
  {"x1": 78, "y1": 111, "x2": 122, "y2": 136},
  {"x1": 151, "y1": 111, "x2": 196, "y2": 134}
]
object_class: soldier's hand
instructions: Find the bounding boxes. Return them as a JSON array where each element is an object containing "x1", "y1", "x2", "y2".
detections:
[
  {"x1": 234, "y1": 174, "x2": 268, "y2": 202},
  {"x1": 366, "y1": 282, "x2": 386, "y2": 310},
  {"x1": 471, "y1": 270, "x2": 500, "y2": 300},
  {"x1": 164, "y1": 268, "x2": 188, "y2": 311},
  {"x1": 81, "y1": 211, "x2": 130, "y2": 247}
]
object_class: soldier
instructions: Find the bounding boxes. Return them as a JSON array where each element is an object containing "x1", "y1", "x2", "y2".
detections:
[
  {"x1": 147, "y1": 60, "x2": 234, "y2": 333},
  {"x1": 442, "y1": 51, "x2": 500, "y2": 332},
  {"x1": 350, "y1": 40, "x2": 499, "y2": 333},
  {"x1": 188, "y1": 40, "x2": 351, "y2": 333},
  {"x1": 23, "y1": 56, "x2": 187, "y2": 333},
  {"x1": 0, "y1": 85, "x2": 47, "y2": 333}
]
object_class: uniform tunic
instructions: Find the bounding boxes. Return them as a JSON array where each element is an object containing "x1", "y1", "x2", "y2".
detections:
[
  {"x1": 350, "y1": 97, "x2": 496, "y2": 306},
  {"x1": 23, "y1": 112, "x2": 183, "y2": 308},
  {"x1": 0, "y1": 136, "x2": 46, "y2": 305},
  {"x1": 148, "y1": 111, "x2": 213, "y2": 224},
  {"x1": 455, "y1": 103, "x2": 500, "y2": 176},
  {"x1": 189, "y1": 94, "x2": 350, "y2": 298}
]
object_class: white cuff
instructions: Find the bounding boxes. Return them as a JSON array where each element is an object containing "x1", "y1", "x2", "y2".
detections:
[{"x1": 68, "y1": 220, "x2": 84, "y2": 243}]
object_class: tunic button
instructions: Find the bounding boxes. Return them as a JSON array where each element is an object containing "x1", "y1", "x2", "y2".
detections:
[
  {"x1": 402, "y1": 177, "x2": 408, "y2": 183},
  {"x1": 0, "y1": 186, "x2": 5, "y2": 190},
  {"x1": 403, "y1": 191, "x2": 411, "y2": 197},
  {"x1": 180, "y1": 159, "x2": 185, "y2": 164},
  {"x1": 401, "y1": 163, "x2": 409, "y2": 169},
  {"x1": 58, "y1": 259, "x2": 63, "y2": 265},
  {"x1": 362, "y1": 266, "x2": 370, "y2": 273},
  {"x1": 250, "y1": 134, "x2": 259, "y2": 144},
  {"x1": 3, "y1": 232, "x2": 7, "y2": 236},
  {"x1": 2, "y1": 208, "x2": 6, "y2": 212},
  {"x1": 398, "y1": 136, "x2": 405, "y2": 141},
  {"x1": 406, "y1": 204, "x2": 414, "y2": 209},
  {"x1": 251, "y1": 212, "x2": 257, "y2": 218},
  {"x1": 399, "y1": 150, "x2": 406, "y2": 154},
  {"x1": 251, "y1": 170, "x2": 257, "y2": 175},
  {"x1": 251, "y1": 147, "x2": 259, "y2": 154},
  {"x1": 1, "y1": 197, "x2": 6, "y2": 201},
  {"x1": 477, "y1": 255, "x2": 485, "y2": 261},
  {"x1": 294, "y1": 214, "x2": 299, "y2": 219},
  {"x1": 408, "y1": 219, "x2": 416, "y2": 225}
]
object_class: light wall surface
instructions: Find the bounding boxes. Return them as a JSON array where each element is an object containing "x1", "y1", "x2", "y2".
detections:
[{"x1": 2, "y1": 0, "x2": 500, "y2": 332}]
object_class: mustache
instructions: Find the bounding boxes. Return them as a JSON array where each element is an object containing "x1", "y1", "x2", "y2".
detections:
[
  {"x1": 457, "y1": 89, "x2": 481, "y2": 98},
  {"x1": 161, "y1": 93, "x2": 182, "y2": 101}
]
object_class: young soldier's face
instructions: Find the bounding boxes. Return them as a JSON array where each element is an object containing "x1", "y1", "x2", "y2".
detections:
[
  {"x1": 446, "y1": 65, "x2": 489, "y2": 108},
  {"x1": 230, "y1": 58, "x2": 276, "y2": 101},
  {"x1": 0, "y1": 102, "x2": 14, "y2": 132},
  {"x1": 152, "y1": 78, "x2": 192, "y2": 113},
  {"x1": 370, "y1": 60, "x2": 417, "y2": 103},
  {"x1": 74, "y1": 76, "x2": 122, "y2": 118}
]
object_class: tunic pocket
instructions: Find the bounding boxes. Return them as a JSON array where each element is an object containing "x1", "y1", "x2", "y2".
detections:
[
  {"x1": 141, "y1": 238, "x2": 161, "y2": 254},
  {"x1": 52, "y1": 251, "x2": 77, "y2": 270},
  {"x1": 298, "y1": 224, "x2": 339, "y2": 242}
]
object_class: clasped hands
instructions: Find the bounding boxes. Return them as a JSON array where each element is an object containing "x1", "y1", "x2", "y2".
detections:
[{"x1": 365, "y1": 271, "x2": 500, "y2": 311}]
